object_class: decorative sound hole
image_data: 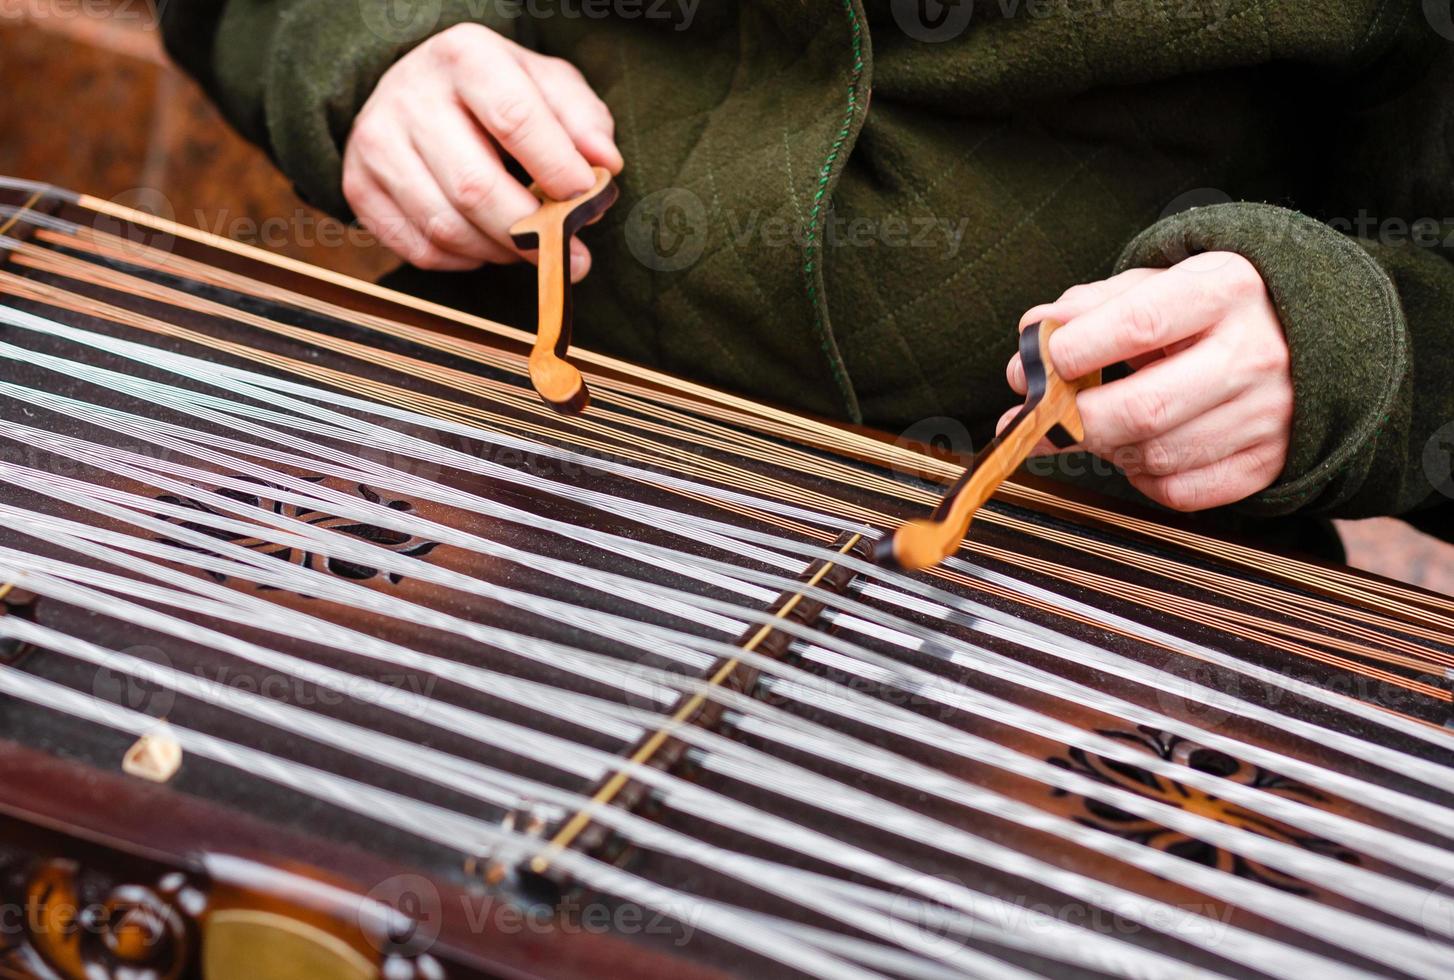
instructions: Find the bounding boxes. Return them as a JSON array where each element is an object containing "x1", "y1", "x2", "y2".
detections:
[
  {"x1": 155, "y1": 477, "x2": 439, "y2": 589},
  {"x1": 1048, "y1": 725, "x2": 1360, "y2": 894}
]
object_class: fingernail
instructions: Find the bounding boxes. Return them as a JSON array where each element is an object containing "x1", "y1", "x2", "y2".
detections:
[{"x1": 569, "y1": 243, "x2": 590, "y2": 282}]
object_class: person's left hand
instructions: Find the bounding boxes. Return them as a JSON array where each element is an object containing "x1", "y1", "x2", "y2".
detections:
[{"x1": 1003, "y1": 251, "x2": 1294, "y2": 512}]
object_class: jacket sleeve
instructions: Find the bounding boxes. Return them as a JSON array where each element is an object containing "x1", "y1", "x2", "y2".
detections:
[
  {"x1": 1110, "y1": 23, "x2": 1454, "y2": 524},
  {"x1": 159, "y1": 1, "x2": 522, "y2": 218},
  {"x1": 1114, "y1": 202, "x2": 1454, "y2": 521}
]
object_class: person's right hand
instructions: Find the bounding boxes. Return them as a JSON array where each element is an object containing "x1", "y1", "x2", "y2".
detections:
[{"x1": 343, "y1": 23, "x2": 623, "y2": 280}]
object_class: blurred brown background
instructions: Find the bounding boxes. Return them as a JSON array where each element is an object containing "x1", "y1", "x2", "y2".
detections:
[
  {"x1": 0, "y1": 0, "x2": 396, "y2": 281},
  {"x1": 1, "y1": 3, "x2": 1450, "y2": 594}
]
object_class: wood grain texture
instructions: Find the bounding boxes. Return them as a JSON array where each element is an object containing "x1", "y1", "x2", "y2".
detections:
[{"x1": 509, "y1": 167, "x2": 619, "y2": 414}]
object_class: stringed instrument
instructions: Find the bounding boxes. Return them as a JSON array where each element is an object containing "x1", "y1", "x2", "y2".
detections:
[{"x1": 0, "y1": 174, "x2": 1449, "y2": 980}]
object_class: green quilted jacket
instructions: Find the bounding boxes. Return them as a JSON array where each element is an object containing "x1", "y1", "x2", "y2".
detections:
[{"x1": 161, "y1": 0, "x2": 1454, "y2": 541}]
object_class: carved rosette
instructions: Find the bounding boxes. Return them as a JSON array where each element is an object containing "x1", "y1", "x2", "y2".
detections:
[
  {"x1": 0, "y1": 858, "x2": 199, "y2": 980},
  {"x1": 1048, "y1": 725, "x2": 1361, "y2": 895}
]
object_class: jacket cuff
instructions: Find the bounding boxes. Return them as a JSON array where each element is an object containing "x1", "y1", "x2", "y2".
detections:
[
  {"x1": 266, "y1": 2, "x2": 522, "y2": 218},
  {"x1": 1114, "y1": 202, "x2": 1409, "y2": 515}
]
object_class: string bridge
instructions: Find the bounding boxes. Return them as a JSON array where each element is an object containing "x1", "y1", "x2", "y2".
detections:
[{"x1": 511, "y1": 531, "x2": 872, "y2": 906}]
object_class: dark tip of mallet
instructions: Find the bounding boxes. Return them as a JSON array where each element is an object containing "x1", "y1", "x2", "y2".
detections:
[
  {"x1": 547, "y1": 386, "x2": 590, "y2": 416},
  {"x1": 872, "y1": 533, "x2": 904, "y2": 570}
]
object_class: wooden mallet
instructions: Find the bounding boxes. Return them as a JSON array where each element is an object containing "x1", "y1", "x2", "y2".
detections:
[
  {"x1": 876, "y1": 319, "x2": 1101, "y2": 572},
  {"x1": 509, "y1": 166, "x2": 619, "y2": 414}
]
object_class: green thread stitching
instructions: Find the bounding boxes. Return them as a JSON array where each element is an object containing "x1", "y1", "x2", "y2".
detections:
[{"x1": 800, "y1": 0, "x2": 867, "y2": 420}]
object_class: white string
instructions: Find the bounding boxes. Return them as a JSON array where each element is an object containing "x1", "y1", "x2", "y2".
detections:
[
  {"x1": 5, "y1": 430, "x2": 1449, "y2": 887},
  {"x1": 0, "y1": 659, "x2": 883, "y2": 980},
  {"x1": 0, "y1": 330, "x2": 1442, "y2": 825},
  {"x1": 0, "y1": 298, "x2": 1448, "y2": 975},
  {"x1": 0, "y1": 535, "x2": 1419, "y2": 977},
  {"x1": 1, "y1": 302, "x2": 1445, "y2": 779}
]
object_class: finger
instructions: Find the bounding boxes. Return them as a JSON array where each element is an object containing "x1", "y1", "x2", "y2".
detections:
[
  {"x1": 1129, "y1": 443, "x2": 1286, "y2": 512},
  {"x1": 345, "y1": 166, "x2": 480, "y2": 271},
  {"x1": 522, "y1": 56, "x2": 623, "y2": 174},
  {"x1": 365, "y1": 140, "x2": 504, "y2": 270},
  {"x1": 409, "y1": 112, "x2": 594, "y2": 280},
  {"x1": 1017, "y1": 267, "x2": 1161, "y2": 331},
  {"x1": 406, "y1": 140, "x2": 520, "y2": 265},
  {"x1": 410, "y1": 106, "x2": 537, "y2": 261},
  {"x1": 1074, "y1": 338, "x2": 1241, "y2": 451},
  {"x1": 1115, "y1": 392, "x2": 1285, "y2": 478},
  {"x1": 994, "y1": 406, "x2": 1018, "y2": 436},
  {"x1": 994, "y1": 405, "x2": 1061, "y2": 457},
  {"x1": 457, "y1": 53, "x2": 597, "y2": 200},
  {"x1": 1009, "y1": 268, "x2": 1162, "y2": 392},
  {"x1": 1048, "y1": 266, "x2": 1229, "y2": 380}
]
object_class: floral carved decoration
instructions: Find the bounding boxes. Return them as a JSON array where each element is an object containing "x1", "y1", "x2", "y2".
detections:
[
  {"x1": 155, "y1": 477, "x2": 439, "y2": 590},
  {"x1": 1048, "y1": 725, "x2": 1360, "y2": 895}
]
